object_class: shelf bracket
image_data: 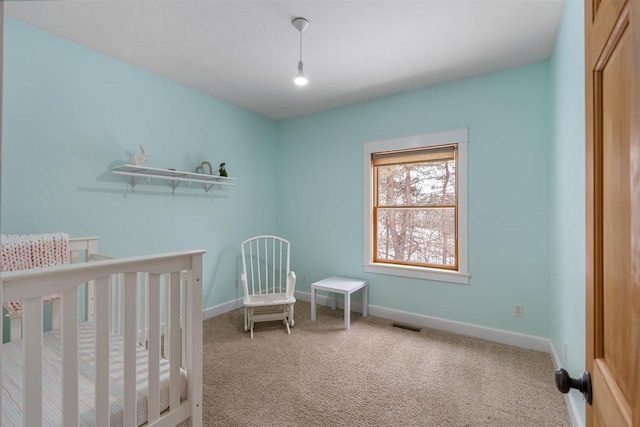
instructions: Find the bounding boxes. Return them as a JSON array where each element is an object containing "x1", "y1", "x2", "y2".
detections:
[
  {"x1": 131, "y1": 176, "x2": 141, "y2": 191},
  {"x1": 204, "y1": 184, "x2": 214, "y2": 194},
  {"x1": 170, "y1": 180, "x2": 181, "y2": 194}
]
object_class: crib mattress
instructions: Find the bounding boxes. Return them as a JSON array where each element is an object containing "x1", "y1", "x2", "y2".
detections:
[{"x1": 2, "y1": 322, "x2": 187, "y2": 426}]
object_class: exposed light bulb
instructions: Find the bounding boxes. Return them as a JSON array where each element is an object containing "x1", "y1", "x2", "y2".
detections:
[
  {"x1": 294, "y1": 74, "x2": 308, "y2": 86},
  {"x1": 294, "y1": 61, "x2": 308, "y2": 86}
]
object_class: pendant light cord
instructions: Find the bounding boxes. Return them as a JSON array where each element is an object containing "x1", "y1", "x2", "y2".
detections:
[{"x1": 299, "y1": 31, "x2": 303, "y2": 62}]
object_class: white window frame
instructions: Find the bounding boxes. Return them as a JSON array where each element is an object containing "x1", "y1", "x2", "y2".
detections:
[{"x1": 363, "y1": 127, "x2": 469, "y2": 284}]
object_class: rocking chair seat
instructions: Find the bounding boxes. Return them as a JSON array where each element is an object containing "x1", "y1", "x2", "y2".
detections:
[{"x1": 243, "y1": 293, "x2": 296, "y2": 307}]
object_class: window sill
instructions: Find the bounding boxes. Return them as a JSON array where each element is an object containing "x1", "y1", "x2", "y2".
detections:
[{"x1": 363, "y1": 263, "x2": 469, "y2": 284}]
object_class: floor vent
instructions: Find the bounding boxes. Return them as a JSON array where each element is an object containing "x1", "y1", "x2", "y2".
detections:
[{"x1": 392, "y1": 323, "x2": 422, "y2": 333}]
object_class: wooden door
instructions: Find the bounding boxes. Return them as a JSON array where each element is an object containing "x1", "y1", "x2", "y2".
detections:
[{"x1": 585, "y1": 0, "x2": 640, "y2": 426}]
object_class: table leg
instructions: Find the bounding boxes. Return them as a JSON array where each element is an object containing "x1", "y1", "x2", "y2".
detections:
[
  {"x1": 345, "y1": 292, "x2": 351, "y2": 330},
  {"x1": 311, "y1": 287, "x2": 316, "y2": 321},
  {"x1": 362, "y1": 285, "x2": 368, "y2": 317}
]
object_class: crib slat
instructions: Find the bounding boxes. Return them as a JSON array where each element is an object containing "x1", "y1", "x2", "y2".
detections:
[
  {"x1": 23, "y1": 297, "x2": 43, "y2": 427},
  {"x1": 169, "y1": 271, "x2": 181, "y2": 410},
  {"x1": 111, "y1": 274, "x2": 122, "y2": 334},
  {"x1": 137, "y1": 275, "x2": 147, "y2": 345},
  {"x1": 118, "y1": 276, "x2": 123, "y2": 333},
  {"x1": 137, "y1": 273, "x2": 145, "y2": 345},
  {"x1": 118, "y1": 274, "x2": 124, "y2": 336},
  {"x1": 144, "y1": 273, "x2": 149, "y2": 344},
  {"x1": 148, "y1": 273, "x2": 161, "y2": 422},
  {"x1": 86, "y1": 239, "x2": 98, "y2": 323},
  {"x1": 95, "y1": 276, "x2": 110, "y2": 427},
  {"x1": 186, "y1": 254, "x2": 204, "y2": 424},
  {"x1": 181, "y1": 278, "x2": 187, "y2": 369},
  {"x1": 111, "y1": 274, "x2": 119, "y2": 334},
  {"x1": 123, "y1": 273, "x2": 138, "y2": 427},
  {"x1": 109, "y1": 275, "x2": 115, "y2": 333},
  {"x1": 164, "y1": 274, "x2": 170, "y2": 358},
  {"x1": 86, "y1": 279, "x2": 96, "y2": 322},
  {"x1": 62, "y1": 287, "x2": 79, "y2": 427}
]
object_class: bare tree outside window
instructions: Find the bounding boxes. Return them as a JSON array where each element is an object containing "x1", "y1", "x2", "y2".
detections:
[{"x1": 373, "y1": 145, "x2": 457, "y2": 270}]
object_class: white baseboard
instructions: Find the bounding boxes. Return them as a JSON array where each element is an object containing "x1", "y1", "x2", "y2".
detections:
[
  {"x1": 549, "y1": 342, "x2": 585, "y2": 427},
  {"x1": 295, "y1": 290, "x2": 549, "y2": 352},
  {"x1": 203, "y1": 297, "x2": 243, "y2": 321}
]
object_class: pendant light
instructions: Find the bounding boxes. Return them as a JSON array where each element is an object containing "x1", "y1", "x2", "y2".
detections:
[{"x1": 292, "y1": 17, "x2": 309, "y2": 86}]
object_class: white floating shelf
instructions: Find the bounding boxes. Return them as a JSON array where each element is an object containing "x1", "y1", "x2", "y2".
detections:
[{"x1": 111, "y1": 164, "x2": 237, "y2": 194}]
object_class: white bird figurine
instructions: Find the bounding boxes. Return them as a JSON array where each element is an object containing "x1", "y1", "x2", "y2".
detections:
[{"x1": 131, "y1": 145, "x2": 147, "y2": 166}]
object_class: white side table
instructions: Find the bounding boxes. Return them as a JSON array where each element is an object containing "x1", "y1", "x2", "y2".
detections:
[{"x1": 310, "y1": 276, "x2": 368, "y2": 330}]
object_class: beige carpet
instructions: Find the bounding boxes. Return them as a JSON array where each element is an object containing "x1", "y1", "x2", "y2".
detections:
[{"x1": 197, "y1": 301, "x2": 571, "y2": 426}]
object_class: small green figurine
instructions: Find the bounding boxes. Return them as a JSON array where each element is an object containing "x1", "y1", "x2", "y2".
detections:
[{"x1": 219, "y1": 162, "x2": 228, "y2": 177}]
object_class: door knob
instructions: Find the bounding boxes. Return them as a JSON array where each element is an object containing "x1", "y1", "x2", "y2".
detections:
[{"x1": 555, "y1": 368, "x2": 592, "y2": 405}]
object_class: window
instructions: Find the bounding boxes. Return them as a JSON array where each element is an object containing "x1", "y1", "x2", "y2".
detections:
[
  {"x1": 363, "y1": 128, "x2": 468, "y2": 284},
  {"x1": 373, "y1": 145, "x2": 458, "y2": 269}
]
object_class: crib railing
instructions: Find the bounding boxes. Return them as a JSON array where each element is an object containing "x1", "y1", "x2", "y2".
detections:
[{"x1": 0, "y1": 250, "x2": 204, "y2": 427}]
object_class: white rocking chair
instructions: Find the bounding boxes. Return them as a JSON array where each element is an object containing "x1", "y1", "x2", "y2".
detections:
[{"x1": 241, "y1": 235, "x2": 296, "y2": 338}]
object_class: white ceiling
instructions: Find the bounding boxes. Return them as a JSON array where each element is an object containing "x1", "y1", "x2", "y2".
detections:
[{"x1": 5, "y1": 0, "x2": 565, "y2": 121}]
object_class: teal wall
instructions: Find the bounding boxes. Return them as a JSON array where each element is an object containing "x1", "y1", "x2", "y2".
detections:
[
  {"x1": 549, "y1": 1, "x2": 586, "y2": 424},
  {"x1": 2, "y1": 18, "x2": 278, "y2": 312},
  {"x1": 276, "y1": 62, "x2": 551, "y2": 337}
]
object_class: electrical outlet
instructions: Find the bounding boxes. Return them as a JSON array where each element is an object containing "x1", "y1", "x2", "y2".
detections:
[
  {"x1": 563, "y1": 340, "x2": 568, "y2": 362},
  {"x1": 514, "y1": 304, "x2": 524, "y2": 318},
  {"x1": 303, "y1": 274, "x2": 307, "y2": 283},
  {"x1": 234, "y1": 280, "x2": 239, "y2": 288}
]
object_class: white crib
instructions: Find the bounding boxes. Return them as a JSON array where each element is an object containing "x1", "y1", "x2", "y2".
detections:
[{"x1": 0, "y1": 237, "x2": 204, "y2": 426}]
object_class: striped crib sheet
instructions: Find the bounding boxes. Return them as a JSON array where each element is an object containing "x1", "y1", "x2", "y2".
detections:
[{"x1": 2, "y1": 323, "x2": 187, "y2": 426}]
